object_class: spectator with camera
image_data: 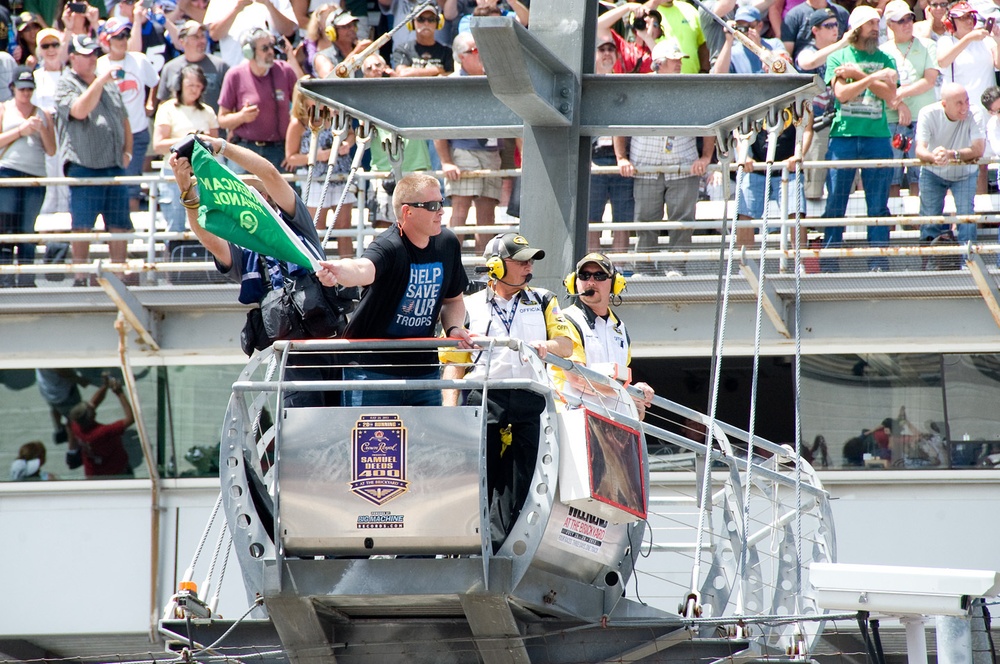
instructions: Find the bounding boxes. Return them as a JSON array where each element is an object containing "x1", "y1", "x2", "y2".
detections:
[
  {"x1": 595, "y1": 2, "x2": 658, "y2": 74},
  {"x1": 216, "y1": 27, "x2": 298, "y2": 173},
  {"x1": 936, "y1": 2, "x2": 999, "y2": 192},
  {"x1": 203, "y1": 0, "x2": 298, "y2": 68},
  {"x1": 915, "y1": 82, "x2": 985, "y2": 249},
  {"x1": 879, "y1": 0, "x2": 939, "y2": 198},
  {"x1": 66, "y1": 374, "x2": 135, "y2": 478},
  {"x1": 97, "y1": 17, "x2": 159, "y2": 213},
  {"x1": 56, "y1": 34, "x2": 133, "y2": 287}
]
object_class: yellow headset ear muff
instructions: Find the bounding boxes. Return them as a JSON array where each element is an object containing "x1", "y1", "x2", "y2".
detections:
[
  {"x1": 563, "y1": 271, "x2": 577, "y2": 296},
  {"x1": 325, "y1": 24, "x2": 337, "y2": 41},
  {"x1": 611, "y1": 271, "x2": 627, "y2": 296},
  {"x1": 486, "y1": 255, "x2": 505, "y2": 281},
  {"x1": 408, "y1": 11, "x2": 445, "y2": 31}
]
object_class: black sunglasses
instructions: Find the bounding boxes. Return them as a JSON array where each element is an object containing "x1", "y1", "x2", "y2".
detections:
[
  {"x1": 577, "y1": 270, "x2": 609, "y2": 282},
  {"x1": 404, "y1": 199, "x2": 444, "y2": 211}
]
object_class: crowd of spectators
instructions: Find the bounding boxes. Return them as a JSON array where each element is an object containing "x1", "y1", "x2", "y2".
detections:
[{"x1": 0, "y1": 0, "x2": 998, "y2": 282}]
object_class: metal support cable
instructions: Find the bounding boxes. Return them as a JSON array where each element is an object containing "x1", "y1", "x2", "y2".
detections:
[
  {"x1": 323, "y1": 121, "x2": 373, "y2": 251},
  {"x1": 311, "y1": 112, "x2": 351, "y2": 234},
  {"x1": 692, "y1": 129, "x2": 749, "y2": 600},
  {"x1": 740, "y1": 120, "x2": 781, "y2": 585}
]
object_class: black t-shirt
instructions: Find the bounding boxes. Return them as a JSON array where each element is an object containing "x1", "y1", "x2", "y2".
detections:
[
  {"x1": 345, "y1": 225, "x2": 468, "y2": 375},
  {"x1": 390, "y1": 39, "x2": 454, "y2": 73}
]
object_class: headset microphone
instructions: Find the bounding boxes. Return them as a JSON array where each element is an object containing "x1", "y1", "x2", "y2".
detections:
[
  {"x1": 498, "y1": 273, "x2": 531, "y2": 287},
  {"x1": 581, "y1": 289, "x2": 597, "y2": 297}
]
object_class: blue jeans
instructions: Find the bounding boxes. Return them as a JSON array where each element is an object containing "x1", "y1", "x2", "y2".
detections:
[
  {"x1": 589, "y1": 153, "x2": 634, "y2": 222},
  {"x1": 227, "y1": 142, "x2": 285, "y2": 175},
  {"x1": 821, "y1": 136, "x2": 893, "y2": 271},
  {"x1": 0, "y1": 166, "x2": 46, "y2": 268},
  {"x1": 918, "y1": 169, "x2": 977, "y2": 244},
  {"x1": 67, "y1": 163, "x2": 132, "y2": 231},
  {"x1": 342, "y1": 366, "x2": 441, "y2": 407},
  {"x1": 125, "y1": 128, "x2": 150, "y2": 200}
]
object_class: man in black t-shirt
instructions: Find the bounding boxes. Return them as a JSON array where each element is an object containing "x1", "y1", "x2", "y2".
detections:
[
  {"x1": 390, "y1": 5, "x2": 453, "y2": 76},
  {"x1": 317, "y1": 173, "x2": 472, "y2": 406}
]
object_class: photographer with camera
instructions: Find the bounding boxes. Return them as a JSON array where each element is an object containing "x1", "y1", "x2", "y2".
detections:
[{"x1": 66, "y1": 373, "x2": 134, "y2": 478}]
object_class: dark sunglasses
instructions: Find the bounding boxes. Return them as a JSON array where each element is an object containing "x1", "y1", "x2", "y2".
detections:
[
  {"x1": 415, "y1": 15, "x2": 438, "y2": 23},
  {"x1": 577, "y1": 270, "x2": 609, "y2": 282},
  {"x1": 928, "y1": 2, "x2": 949, "y2": 6},
  {"x1": 404, "y1": 200, "x2": 444, "y2": 211},
  {"x1": 820, "y1": 21, "x2": 839, "y2": 29},
  {"x1": 40, "y1": 42, "x2": 60, "y2": 49}
]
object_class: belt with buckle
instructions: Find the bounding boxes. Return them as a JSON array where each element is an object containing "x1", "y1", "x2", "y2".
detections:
[{"x1": 250, "y1": 140, "x2": 279, "y2": 147}]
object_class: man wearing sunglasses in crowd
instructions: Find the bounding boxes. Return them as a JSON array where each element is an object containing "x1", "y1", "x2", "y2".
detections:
[
  {"x1": 316, "y1": 173, "x2": 472, "y2": 407},
  {"x1": 560, "y1": 253, "x2": 655, "y2": 420}
]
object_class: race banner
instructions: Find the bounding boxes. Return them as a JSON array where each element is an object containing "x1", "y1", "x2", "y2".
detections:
[{"x1": 190, "y1": 140, "x2": 319, "y2": 270}]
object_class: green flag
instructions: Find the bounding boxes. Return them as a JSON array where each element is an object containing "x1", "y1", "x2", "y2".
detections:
[{"x1": 190, "y1": 140, "x2": 319, "y2": 270}]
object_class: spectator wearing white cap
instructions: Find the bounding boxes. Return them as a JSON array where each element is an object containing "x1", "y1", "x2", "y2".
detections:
[
  {"x1": 156, "y1": 20, "x2": 228, "y2": 110},
  {"x1": 314, "y1": 10, "x2": 370, "y2": 78},
  {"x1": 820, "y1": 5, "x2": 899, "y2": 271},
  {"x1": 879, "y1": 0, "x2": 939, "y2": 197},
  {"x1": 644, "y1": 0, "x2": 710, "y2": 73},
  {"x1": 781, "y1": 0, "x2": 849, "y2": 60},
  {"x1": 615, "y1": 38, "x2": 714, "y2": 275}
]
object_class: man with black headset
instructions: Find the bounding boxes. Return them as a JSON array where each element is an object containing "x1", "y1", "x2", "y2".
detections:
[{"x1": 442, "y1": 232, "x2": 574, "y2": 548}]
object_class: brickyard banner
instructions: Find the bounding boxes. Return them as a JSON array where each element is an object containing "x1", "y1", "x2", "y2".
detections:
[{"x1": 190, "y1": 140, "x2": 319, "y2": 270}]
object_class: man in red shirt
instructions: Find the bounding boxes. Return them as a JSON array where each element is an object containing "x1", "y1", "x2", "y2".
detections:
[{"x1": 67, "y1": 375, "x2": 134, "y2": 478}]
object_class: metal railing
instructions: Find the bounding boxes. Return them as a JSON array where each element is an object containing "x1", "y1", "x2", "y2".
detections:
[{"x1": 0, "y1": 157, "x2": 998, "y2": 283}]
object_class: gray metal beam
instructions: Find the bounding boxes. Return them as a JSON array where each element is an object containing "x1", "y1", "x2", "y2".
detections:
[
  {"x1": 459, "y1": 594, "x2": 531, "y2": 664},
  {"x1": 473, "y1": 17, "x2": 575, "y2": 127},
  {"x1": 739, "y1": 258, "x2": 792, "y2": 339},
  {"x1": 299, "y1": 77, "x2": 523, "y2": 140},
  {"x1": 95, "y1": 267, "x2": 160, "y2": 350},
  {"x1": 579, "y1": 74, "x2": 820, "y2": 137},
  {"x1": 299, "y1": 74, "x2": 820, "y2": 140},
  {"x1": 967, "y1": 253, "x2": 1000, "y2": 331},
  {"x1": 263, "y1": 596, "x2": 336, "y2": 664}
]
